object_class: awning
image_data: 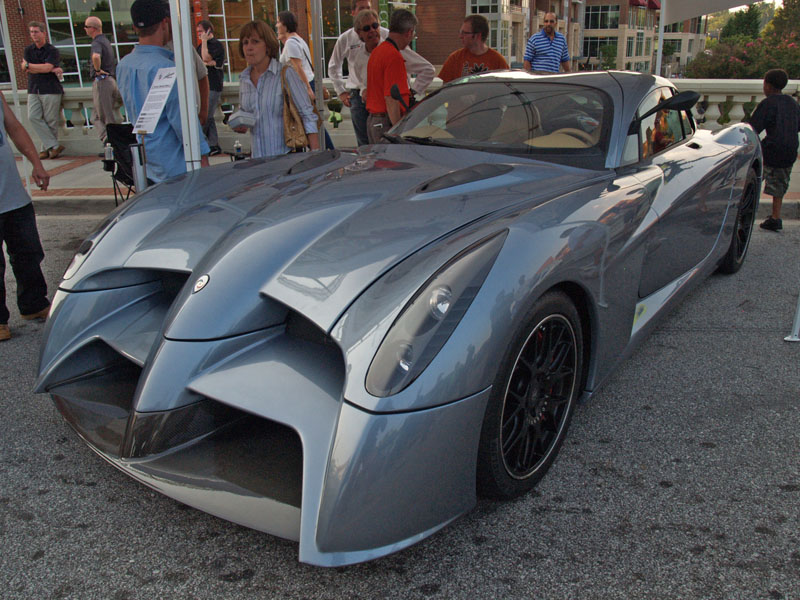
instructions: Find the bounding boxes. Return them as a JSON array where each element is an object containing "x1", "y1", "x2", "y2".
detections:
[
  {"x1": 648, "y1": 0, "x2": 661, "y2": 9},
  {"x1": 661, "y1": 0, "x2": 746, "y2": 24},
  {"x1": 655, "y1": 0, "x2": 753, "y2": 75},
  {"x1": 630, "y1": 0, "x2": 647, "y2": 6}
]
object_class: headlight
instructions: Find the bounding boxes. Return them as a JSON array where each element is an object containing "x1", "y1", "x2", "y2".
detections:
[
  {"x1": 366, "y1": 231, "x2": 506, "y2": 397},
  {"x1": 62, "y1": 215, "x2": 119, "y2": 280},
  {"x1": 62, "y1": 239, "x2": 94, "y2": 280}
]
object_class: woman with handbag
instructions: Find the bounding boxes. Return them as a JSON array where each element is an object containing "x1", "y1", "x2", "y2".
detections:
[
  {"x1": 276, "y1": 11, "x2": 334, "y2": 150},
  {"x1": 233, "y1": 20, "x2": 319, "y2": 158}
]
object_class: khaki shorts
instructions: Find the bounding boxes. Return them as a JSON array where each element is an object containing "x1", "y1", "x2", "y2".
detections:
[{"x1": 763, "y1": 165, "x2": 792, "y2": 197}]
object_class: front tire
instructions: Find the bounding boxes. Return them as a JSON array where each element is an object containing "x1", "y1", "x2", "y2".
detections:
[
  {"x1": 718, "y1": 167, "x2": 758, "y2": 274},
  {"x1": 477, "y1": 291, "x2": 584, "y2": 499}
]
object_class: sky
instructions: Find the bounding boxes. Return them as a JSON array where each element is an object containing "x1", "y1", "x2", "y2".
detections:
[{"x1": 730, "y1": 0, "x2": 782, "y2": 9}]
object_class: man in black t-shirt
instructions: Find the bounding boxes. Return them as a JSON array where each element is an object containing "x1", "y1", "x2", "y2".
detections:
[
  {"x1": 748, "y1": 69, "x2": 800, "y2": 232},
  {"x1": 21, "y1": 22, "x2": 64, "y2": 159},
  {"x1": 196, "y1": 20, "x2": 225, "y2": 155}
]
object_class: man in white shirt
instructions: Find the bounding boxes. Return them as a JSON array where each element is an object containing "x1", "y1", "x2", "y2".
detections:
[{"x1": 328, "y1": 0, "x2": 434, "y2": 146}]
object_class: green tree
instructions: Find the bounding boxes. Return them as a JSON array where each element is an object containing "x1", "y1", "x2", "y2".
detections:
[
  {"x1": 720, "y1": 4, "x2": 761, "y2": 40},
  {"x1": 758, "y1": 2, "x2": 775, "y2": 32},
  {"x1": 599, "y1": 44, "x2": 617, "y2": 70},
  {"x1": 764, "y1": 0, "x2": 800, "y2": 39},
  {"x1": 706, "y1": 10, "x2": 732, "y2": 36},
  {"x1": 685, "y1": 36, "x2": 800, "y2": 79}
]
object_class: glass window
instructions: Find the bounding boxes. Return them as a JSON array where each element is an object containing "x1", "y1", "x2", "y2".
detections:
[
  {"x1": 397, "y1": 81, "x2": 613, "y2": 169},
  {"x1": 639, "y1": 88, "x2": 686, "y2": 159},
  {"x1": 584, "y1": 5, "x2": 620, "y2": 29},
  {"x1": 48, "y1": 20, "x2": 76, "y2": 47},
  {"x1": 44, "y1": 0, "x2": 69, "y2": 18},
  {"x1": 636, "y1": 31, "x2": 644, "y2": 56},
  {"x1": 626, "y1": 37, "x2": 634, "y2": 57},
  {"x1": 470, "y1": 0, "x2": 500, "y2": 14},
  {"x1": 0, "y1": 29, "x2": 8, "y2": 84},
  {"x1": 583, "y1": 37, "x2": 617, "y2": 59}
]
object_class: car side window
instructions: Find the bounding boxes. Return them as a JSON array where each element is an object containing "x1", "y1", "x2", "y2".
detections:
[
  {"x1": 640, "y1": 89, "x2": 686, "y2": 159},
  {"x1": 679, "y1": 108, "x2": 694, "y2": 137}
]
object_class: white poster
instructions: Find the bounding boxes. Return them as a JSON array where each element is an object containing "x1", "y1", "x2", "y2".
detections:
[{"x1": 132, "y1": 67, "x2": 177, "y2": 135}]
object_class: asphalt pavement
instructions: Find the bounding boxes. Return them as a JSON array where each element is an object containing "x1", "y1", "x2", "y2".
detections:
[{"x1": 0, "y1": 188, "x2": 798, "y2": 597}]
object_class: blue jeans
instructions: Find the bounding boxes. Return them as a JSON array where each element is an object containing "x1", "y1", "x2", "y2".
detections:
[
  {"x1": 309, "y1": 79, "x2": 334, "y2": 150},
  {"x1": 0, "y1": 203, "x2": 49, "y2": 324},
  {"x1": 349, "y1": 89, "x2": 369, "y2": 147}
]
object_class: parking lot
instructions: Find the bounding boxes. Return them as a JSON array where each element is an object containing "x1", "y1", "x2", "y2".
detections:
[{"x1": 1, "y1": 210, "x2": 798, "y2": 599}]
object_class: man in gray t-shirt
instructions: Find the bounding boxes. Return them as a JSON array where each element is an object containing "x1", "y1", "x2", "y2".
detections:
[
  {"x1": 84, "y1": 16, "x2": 121, "y2": 142},
  {"x1": 0, "y1": 91, "x2": 51, "y2": 341}
]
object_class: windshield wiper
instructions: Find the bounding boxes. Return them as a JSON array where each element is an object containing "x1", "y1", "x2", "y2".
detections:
[
  {"x1": 381, "y1": 133, "x2": 404, "y2": 144},
  {"x1": 400, "y1": 135, "x2": 459, "y2": 147}
]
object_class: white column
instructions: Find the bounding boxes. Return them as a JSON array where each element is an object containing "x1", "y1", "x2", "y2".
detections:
[{"x1": 169, "y1": 0, "x2": 203, "y2": 171}]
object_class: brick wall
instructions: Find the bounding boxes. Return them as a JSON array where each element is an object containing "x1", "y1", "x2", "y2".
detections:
[{"x1": 416, "y1": 0, "x2": 467, "y2": 67}]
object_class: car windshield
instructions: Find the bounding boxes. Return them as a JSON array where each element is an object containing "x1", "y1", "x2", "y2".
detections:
[{"x1": 392, "y1": 81, "x2": 613, "y2": 169}]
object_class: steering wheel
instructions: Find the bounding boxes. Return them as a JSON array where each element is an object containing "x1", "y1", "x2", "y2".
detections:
[{"x1": 551, "y1": 127, "x2": 595, "y2": 145}]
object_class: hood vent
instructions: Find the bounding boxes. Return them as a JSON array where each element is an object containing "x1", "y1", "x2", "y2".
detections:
[
  {"x1": 287, "y1": 149, "x2": 342, "y2": 175},
  {"x1": 417, "y1": 163, "x2": 514, "y2": 194}
]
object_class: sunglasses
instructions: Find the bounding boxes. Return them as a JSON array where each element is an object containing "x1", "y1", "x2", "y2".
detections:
[{"x1": 360, "y1": 22, "x2": 379, "y2": 33}]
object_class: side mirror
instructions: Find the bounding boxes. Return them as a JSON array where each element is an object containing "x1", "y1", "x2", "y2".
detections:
[{"x1": 628, "y1": 90, "x2": 700, "y2": 135}]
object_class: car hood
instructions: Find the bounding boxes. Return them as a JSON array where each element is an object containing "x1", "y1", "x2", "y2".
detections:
[{"x1": 67, "y1": 145, "x2": 604, "y2": 337}]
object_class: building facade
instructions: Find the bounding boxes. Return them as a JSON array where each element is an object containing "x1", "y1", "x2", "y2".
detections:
[
  {"x1": 416, "y1": 0, "x2": 531, "y2": 68},
  {"x1": 661, "y1": 15, "x2": 707, "y2": 76},
  {"x1": 580, "y1": 0, "x2": 659, "y2": 73}
]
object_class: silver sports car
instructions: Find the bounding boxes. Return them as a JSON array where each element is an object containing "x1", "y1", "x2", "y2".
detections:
[{"x1": 36, "y1": 71, "x2": 761, "y2": 566}]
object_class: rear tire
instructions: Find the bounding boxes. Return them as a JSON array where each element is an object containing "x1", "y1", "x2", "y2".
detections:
[
  {"x1": 718, "y1": 167, "x2": 758, "y2": 275},
  {"x1": 477, "y1": 291, "x2": 583, "y2": 499}
]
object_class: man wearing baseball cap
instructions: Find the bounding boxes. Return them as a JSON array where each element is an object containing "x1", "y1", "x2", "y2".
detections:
[{"x1": 117, "y1": 0, "x2": 209, "y2": 183}]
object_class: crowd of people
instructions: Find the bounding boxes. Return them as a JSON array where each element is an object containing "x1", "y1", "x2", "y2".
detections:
[
  {"x1": 3, "y1": 0, "x2": 798, "y2": 341},
  {"x1": 17, "y1": 0, "x2": 575, "y2": 173}
]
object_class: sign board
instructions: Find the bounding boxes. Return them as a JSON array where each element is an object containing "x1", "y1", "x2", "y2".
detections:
[{"x1": 132, "y1": 67, "x2": 177, "y2": 134}]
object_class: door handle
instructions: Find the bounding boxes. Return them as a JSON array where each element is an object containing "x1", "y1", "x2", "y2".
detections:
[{"x1": 687, "y1": 142, "x2": 701, "y2": 149}]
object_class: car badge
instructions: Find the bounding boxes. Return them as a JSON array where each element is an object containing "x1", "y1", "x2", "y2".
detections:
[{"x1": 193, "y1": 274, "x2": 210, "y2": 293}]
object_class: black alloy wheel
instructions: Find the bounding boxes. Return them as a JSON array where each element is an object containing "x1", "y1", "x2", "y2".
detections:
[
  {"x1": 718, "y1": 167, "x2": 758, "y2": 274},
  {"x1": 477, "y1": 291, "x2": 583, "y2": 499}
]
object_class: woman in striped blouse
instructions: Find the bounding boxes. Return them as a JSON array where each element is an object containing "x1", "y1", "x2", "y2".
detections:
[{"x1": 234, "y1": 20, "x2": 319, "y2": 158}]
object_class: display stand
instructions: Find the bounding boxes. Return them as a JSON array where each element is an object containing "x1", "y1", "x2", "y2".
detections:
[{"x1": 131, "y1": 133, "x2": 149, "y2": 192}]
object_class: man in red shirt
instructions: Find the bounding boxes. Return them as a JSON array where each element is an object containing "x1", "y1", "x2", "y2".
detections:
[
  {"x1": 365, "y1": 9, "x2": 417, "y2": 144},
  {"x1": 438, "y1": 15, "x2": 508, "y2": 83}
]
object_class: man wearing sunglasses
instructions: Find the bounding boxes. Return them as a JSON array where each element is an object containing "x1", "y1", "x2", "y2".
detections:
[
  {"x1": 328, "y1": 0, "x2": 433, "y2": 146},
  {"x1": 84, "y1": 16, "x2": 122, "y2": 144},
  {"x1": 438, "y1": 15, "x2": 508, "y2": 84},
  {"x1": 523, "y1": 12, "x2": 571, "y2": 75}
]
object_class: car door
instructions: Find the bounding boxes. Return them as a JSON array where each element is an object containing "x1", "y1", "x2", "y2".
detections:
[{"x1": 627, "y1": 87, "x2": 736, "y2": 298}]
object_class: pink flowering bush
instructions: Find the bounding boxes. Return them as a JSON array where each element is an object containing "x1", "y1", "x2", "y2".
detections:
[{"x1": 686, "y1": 35, "x2": 800, "y2": 79}]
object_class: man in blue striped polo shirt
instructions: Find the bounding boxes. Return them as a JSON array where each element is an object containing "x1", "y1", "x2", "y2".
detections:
[{"x1": 523, "y1": 12, "x2": 571, "y2": 74}]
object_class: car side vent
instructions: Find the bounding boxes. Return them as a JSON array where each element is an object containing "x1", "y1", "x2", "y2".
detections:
[
  {"x1": 417, "y1": 163, "x2": 514, "y2": 194},
  {"x1": 287, "y1": 149, "x2": 341, "y2": 175}
]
